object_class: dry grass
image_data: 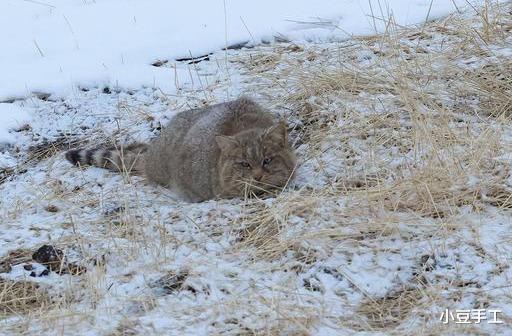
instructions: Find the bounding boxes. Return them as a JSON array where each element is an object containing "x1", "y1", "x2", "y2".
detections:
[
  {"x1": 237, "y1": 1, "x2": 512, "y2": 217},
  {"x1": 0, "y1": 249, "x2": 32, "y2": 274},
  {"x1": 462, "y1": 60, "x2": 512, "y2": 117},
  {"x1": 356, "y1": 285, "x2": 426, "y2": 330},
  {"x1": 235, "y1": 192, "x2": 321, "y2": 260},
  {"x1": 232, "y1": 1, "x2": 512, "y2": 333},
  {"x1": 0, "y1": 279, "x2": 51, "y2": 317}
]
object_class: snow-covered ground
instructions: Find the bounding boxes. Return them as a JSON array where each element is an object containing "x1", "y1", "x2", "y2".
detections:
[
  {"x1": 0, "y1": 0, "x2": 501, "y2": 146},
  {"x1": 0, "y1": 104, "x2": 32, "y2": 143},
  {"x1": 2, "y1": 1, "x2": 512, "y2": 335}
]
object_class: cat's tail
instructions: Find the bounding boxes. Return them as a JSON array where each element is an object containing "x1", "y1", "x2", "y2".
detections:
[{"x1": 65, "y1": 143, "x2": 148, "y2": 173}]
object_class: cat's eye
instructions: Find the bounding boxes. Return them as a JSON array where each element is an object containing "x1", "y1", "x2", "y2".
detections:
[
  {"x1": 239, "y1": 161, "x2": 251, "y2": 168},
  {"x1": 262, "y1": 157, "x2": 272, "y2": 166}
]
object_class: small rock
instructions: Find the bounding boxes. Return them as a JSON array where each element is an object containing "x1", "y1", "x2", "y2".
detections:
[
  {"x1": 152, "y1": 271, "x2": 189, "y2": 295},
  {"x1": 15, "y1": 124, "x2": 31, "y2": 132},
  {"x1": 104, "y1": 206, "x2": 125, "y2": 217},
  {"x1": 30, "y1": 268, "x2": 50, "y2": 277},
  {"x1": 420, "y1": 254, "x2": 437, "y2": 272},
  {"x1": 303, "y1": 277, "x2": 323, "y2": 293},
  {"x1": 45, "y1": 205, "x2": 59, "y2": 213},
  {"x1": 32, "y1": 245, "x2": 64, "y2": 270},
  {"x1": 151, "y1": 59, "x2": 168, "y2": 67}
]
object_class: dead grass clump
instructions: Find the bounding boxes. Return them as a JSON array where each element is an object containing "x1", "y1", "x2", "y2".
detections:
[
  {"x1": 0, "y1": 278, "x2": 51, "y2": 316},
  {"x1": 374, "y1": 159, "x2": 477, "y2": 218},
  {"x1": 27, "y1": 136, "x2": 84, "y2": 163},
  {"x1": 483, "y1": 184, "x2": 512, "y2": 208},
  {"x1": 356, "y1": 285, "x2": 425, "y2": 331},
  {"x1": 288, "y1": 65, "x2": 393, "y2": 102},
  {"x1": 0, "y1": 249, "x2": 33, "y2": 274},
  {"x1": 474, "y1": 0, "x2": 512, "y2": 43},
  {"x1": 236, "y1": 201, "x2": 287, "y2": 260},
  {"x1": 239, "y1": 325, "x2": 311, "y2": 336},
  {"x1": 236, "y1": 192, "x2": 320, "y2": 259},
  {"x1": 1, "y1": 136, "x2": 85, "y2": 185},
  {"x1": 151, "y1": 270, "x2": 190, "y2": 295},
  {"x1": 0, "y1": 167, "x2": 17, "y2": 185},
  {"x1": 463, "y1": 60, "x2": 512, "y2": 117},
  {"x1": 373, "y1": 151, "x2": 510, "y2": 218},
  {"x1": 109, "y1": 319, "x2": 140, "y2": 336}
]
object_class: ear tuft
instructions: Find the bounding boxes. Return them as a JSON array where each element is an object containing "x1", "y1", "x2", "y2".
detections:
[
  {"x1": 215, "y1": 135, "x2": 238, "y2": 152},
  {"x1": 264, "y1": 121, "x2": 287, "y2": 146}
]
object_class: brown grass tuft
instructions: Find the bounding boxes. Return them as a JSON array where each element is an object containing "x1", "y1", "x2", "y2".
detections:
[
  {"x1": 357, "y1": 286, "x2": 425, "y2": 330},
  {"x1": 0, "y1": 249, "x2": 32, "y2": 274},
  {"x1": 0, "y1": 278, "x2": 51, "y2": 316}
]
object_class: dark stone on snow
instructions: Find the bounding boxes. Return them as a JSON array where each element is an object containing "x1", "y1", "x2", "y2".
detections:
[{"x1": 32, "y1": 245, "x2": 64, "y2": 271}]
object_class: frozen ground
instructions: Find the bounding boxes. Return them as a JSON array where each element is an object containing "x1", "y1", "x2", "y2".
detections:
[{"x1": 2, "y1": 1, "x2": 512, "y2": 335}]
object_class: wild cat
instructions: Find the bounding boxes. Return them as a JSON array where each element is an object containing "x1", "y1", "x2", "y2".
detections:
[{"x1": 65, "y1": 97, "x2": 297, "y2": 202}]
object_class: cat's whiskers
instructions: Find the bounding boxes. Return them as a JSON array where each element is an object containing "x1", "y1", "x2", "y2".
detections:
[{"x1": 238, "y1": 178, "x2": 280, "y2": 197}]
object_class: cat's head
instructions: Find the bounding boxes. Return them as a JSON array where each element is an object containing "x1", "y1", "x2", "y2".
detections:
[{"x1": 215, "y1": 121, "x2": 296, "y2": 198}]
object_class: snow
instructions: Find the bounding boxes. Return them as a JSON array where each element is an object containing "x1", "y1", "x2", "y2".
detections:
[
  {"x1": 0, "y1": 0, "x2": 493, "y2": 102},
  {"x1": 0, "y1": 0, "x2": 498, "y2": 144},
  {"x1": 0, "y1": 103, "x2": 32, "y2": 143}
]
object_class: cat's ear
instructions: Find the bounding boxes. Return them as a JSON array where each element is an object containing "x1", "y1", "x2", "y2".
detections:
[
  {"x1": 264, "y1": 121, "x2": 287, "y2": 147},
  {"x1": 215, "y1": 135, "x2": 238, "y2": 152}
]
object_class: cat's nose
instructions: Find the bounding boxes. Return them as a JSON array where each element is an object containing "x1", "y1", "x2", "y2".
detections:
[{"x1": 253, "y1": 169, "x2": 264, "y2": 181}]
